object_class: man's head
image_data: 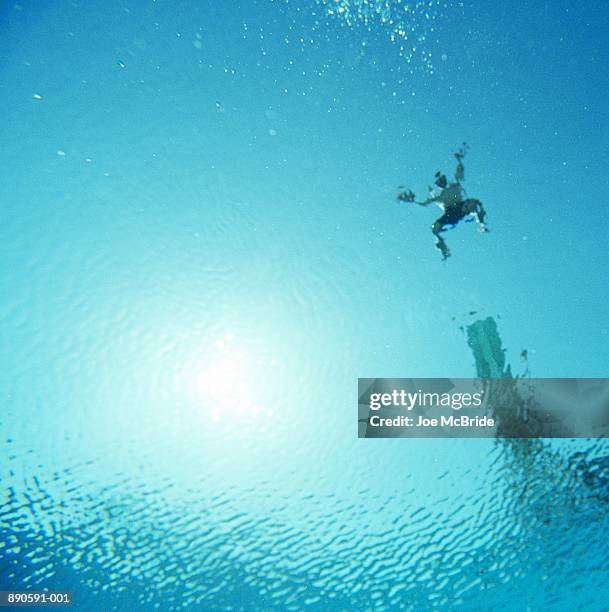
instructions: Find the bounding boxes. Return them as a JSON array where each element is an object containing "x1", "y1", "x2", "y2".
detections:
[{"x1": 435, "y1": 172, "x2": 448, "y2": 189}]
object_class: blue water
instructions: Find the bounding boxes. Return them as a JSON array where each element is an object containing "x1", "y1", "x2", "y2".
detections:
[{"x1": 1, "y1": 1, "x2": 609, "y2": 609}]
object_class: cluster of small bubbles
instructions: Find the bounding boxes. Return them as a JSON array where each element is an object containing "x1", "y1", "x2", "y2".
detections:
[{"x1": 315, "y1": 0, "x2": 449, "y2": 73}]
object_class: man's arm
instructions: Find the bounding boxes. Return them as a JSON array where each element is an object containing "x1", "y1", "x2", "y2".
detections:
[
  {"x1": 454, "y1": 143, "x2": 468, "y2": 182},
  {"x1": 397, "y1": 188, "x2": 438, "y2": 205},
  {"x1": 416, "y1": 194, "x2": 440, "y2": 206},
  {"x1": 397, "y1": 187, "x2": 442, "y2": 206},
  {"x1": 454, "y1": 159, "x2": 464, "y2": 182}
]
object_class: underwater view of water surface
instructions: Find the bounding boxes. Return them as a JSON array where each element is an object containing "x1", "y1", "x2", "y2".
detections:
[{"x1": 2, "y1": 0, "x2": 609, "y2": 609}]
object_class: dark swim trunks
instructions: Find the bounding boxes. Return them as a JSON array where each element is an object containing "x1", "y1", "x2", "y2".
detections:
[{"x1": 437, "y1": 204, "x2": 466, "y2": 227}]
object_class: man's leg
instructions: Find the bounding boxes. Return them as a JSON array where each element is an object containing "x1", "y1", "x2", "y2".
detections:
[
  {"x1": 475, "y1": 200, "x2": 487, "y2": 227},
  {"x1": 463, "y1": 199, "x2": 488, "y2": 231},
  {"x1": 432, "y1": 220, "x2": 451, "y2": 260}
]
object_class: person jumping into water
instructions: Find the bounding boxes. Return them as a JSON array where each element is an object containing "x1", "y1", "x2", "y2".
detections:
[{"x1": 397, "y1": 144, "x2": 488, "y2": 260}]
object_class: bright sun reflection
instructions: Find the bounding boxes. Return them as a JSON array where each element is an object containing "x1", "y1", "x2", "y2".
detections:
[{"x1": 195, "y1": 334, "x2": 275, "y2": 421}]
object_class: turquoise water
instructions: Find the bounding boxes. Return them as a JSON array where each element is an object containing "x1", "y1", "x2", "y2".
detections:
[{"x1": 1, "y1": 1, "x2": 609, "y2": 609}]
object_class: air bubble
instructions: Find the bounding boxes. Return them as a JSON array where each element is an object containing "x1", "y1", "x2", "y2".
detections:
[{"x1": 315, "y1": 0, "x2": 448, "y2": 73}]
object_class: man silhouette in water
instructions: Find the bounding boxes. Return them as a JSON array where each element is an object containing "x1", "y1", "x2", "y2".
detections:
[{"x1": 398, "y1": 144, "x2": 488, "y2": 260}]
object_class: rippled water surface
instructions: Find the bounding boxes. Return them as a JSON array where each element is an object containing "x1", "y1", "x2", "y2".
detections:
[{"x1": 2, "y1": 1, "x2": 609, "y2": 609}]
